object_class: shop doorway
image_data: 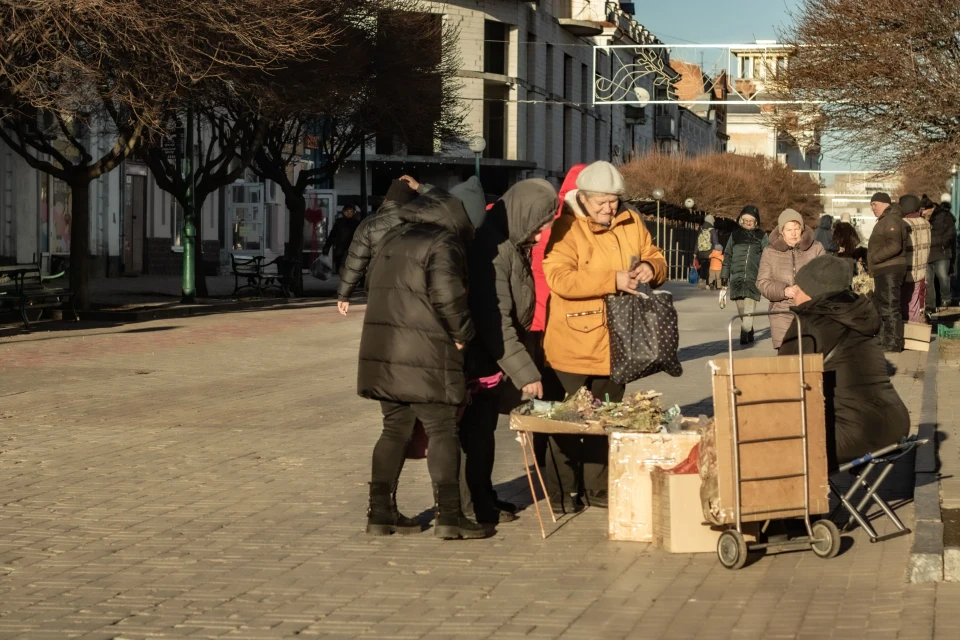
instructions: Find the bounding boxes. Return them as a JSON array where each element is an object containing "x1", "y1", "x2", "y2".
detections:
[{"x1": 123, "y1": 171, "x2": 147, "y2": 274}]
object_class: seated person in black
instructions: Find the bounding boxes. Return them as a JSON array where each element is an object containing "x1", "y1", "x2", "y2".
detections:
[{"x1": 778, "y1": 255, "x2": 910, "y2": 469}]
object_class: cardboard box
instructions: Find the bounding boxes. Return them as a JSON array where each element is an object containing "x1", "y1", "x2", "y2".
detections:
[
  {"x1": 904, "y1": 338, "x2": 931, "y2": 352},
  {"x1": 904, "y1": 321, "x2": 932, "y2": 343},
  {"x1": 652, "y1": 472, "x2": 756, "y2": 553},
  {"x1": 710, "y1": 354, "x2": 830, "y2": 524},
  {"x1": 608, "y1": 429, "x2": 701, "y2": 542}
]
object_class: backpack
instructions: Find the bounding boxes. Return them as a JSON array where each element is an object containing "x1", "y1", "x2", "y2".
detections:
[{"x1": 697, "y1": 229, "x2": 713, "y2": 253}]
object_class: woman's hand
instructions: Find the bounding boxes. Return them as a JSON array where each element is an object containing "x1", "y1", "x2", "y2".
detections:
[
  {"x1": 784, "y1": 285, "x2": 800, "y2": 299},
  {"x1": 632, "y1": 261, "x2": 655, "y2": 284},
  {"x1": 522, "y1": 382, "x2": 544, "y2": 399},
  {"x1": 616, "y1": 270, "x2": 640, "y2": 294}
]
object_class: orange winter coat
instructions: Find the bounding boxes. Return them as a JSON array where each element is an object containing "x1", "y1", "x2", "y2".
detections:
[{"x1": 542, "y1": 191, "x2": 668, "y2": 376}]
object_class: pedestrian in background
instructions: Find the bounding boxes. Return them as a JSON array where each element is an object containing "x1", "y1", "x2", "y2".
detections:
[
  {"x1": 541, "y1": 160, "x2": 667, "y2": 514},
  {"x1": 756, "y1": 209, "x2": 825, "y2": 349},
  {"x1": 867, "y1": 192, "x2": 909, "y2": 352},
  {"x1": 814, "y1": 214, "x2": 839, "y2": 254},
  {"x1": 358, "y1": 187, "x2": 487, "y2": 540},
  {"x1": 696, "y1": 214, "x2": 719, "y2": 287},
  {"x1": 460, "y1": 180, "x2": 558, "y2": 525},
  {"x1": 708, "y1": 243, "x2": 724, "y2": 289},
  {"x1": 922, "y1": 195, "x2": 956, "y2": 313},
  {"x1": 899, "y1": 194, "x2": 931, "y2": 323},
  {"x1": 323, "y1": 204, "x2": 361, "y2": 274},
  {"x1": 720, "y1": 205, "x2": 768, "y2": 345},
  {"x1": 337, "y1": 176, "x2": 428, "y2": 315}
]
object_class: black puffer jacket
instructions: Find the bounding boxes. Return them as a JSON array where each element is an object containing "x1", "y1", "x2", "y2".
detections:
[
  {"x1": 867, "y1": 204, "x2": 908, "y2": 275},
  {"x1": 338, "y1": 185, "x2": 434, "y2": 301},
  {"x1": 358, "y1": 189, "x2": 476, "y2": 406},
  {"x1": 719, "y1": 212, "x2": 768, "y2": 301},
  {"x1": 337, "y1": 200, "x2": 404, "y2": 301},
  {"x1": 467, "y1": 179, "x2": 558, "y2": 389},
  {"x1": 928, "y1": 205, "x2": 957, "y2": 264},
  {"x1": 779, "y1": 290, "x2": 910, "y2": 467}
]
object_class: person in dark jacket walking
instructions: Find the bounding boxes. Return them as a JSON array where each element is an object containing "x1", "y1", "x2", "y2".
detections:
[
  {"x1": 720, "y1": 205, "x2": 768, "y2": 344},
  {"x1": 696, "y1": 214, "x2": 720, "y2": 287},
  {"x1": 323, "y1": 205, "x2": 361, "y2": 274},
  {"x1": 359, "y1": 188, "x2": 487, "y2": 540},
  {"x1": 460, "y1": 179, "x2": 558, "y2": 524},
  {"x1": 814, "y1": 214, "x2": 839, "y2": 254},
  {"x1": 779, "y1": 255, "x2": 910, "y2": 468},
  {"x1": 922, "y1": 195, "x2": 957, "y2": 313},
  {"x1": 867, "y1": 192, "x2": 909, "y2": 351},
  {"x1": 337, "y1": 177, "x2": 428, "y2": 315}
]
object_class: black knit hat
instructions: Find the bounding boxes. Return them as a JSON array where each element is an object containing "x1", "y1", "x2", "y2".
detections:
[
  {"x1": 795, "y1": 255, "x2": 853, "y2": 299},
  {"x1": 899, "y1": 194, "x2": 921, "y2": 214},
  {"x1": 870, "y1": 192, "x2": 892, "y2": 204},
  {"x1": 384, "y1": 179, "x2": 418, "y2": 206},
  {"x1": 738, "y1": 205, "x2": 760, "y2": 223},
  {"x1": 920, "y1": 194, "x2": 937, "y2": 211}
]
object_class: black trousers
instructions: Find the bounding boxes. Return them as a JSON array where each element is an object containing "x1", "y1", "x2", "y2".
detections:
[
  {"x1": 873, "y1": 267, "x2": 906, "y2": 351},
  {"x1": 458, "y1": 388, "x2": 500, "y2": 520},
  {"x1": 544, "y1": 371, "x2": 625, "y2": 507},
  {"x1": 371, "y1": 401, "x2": 460, "y2": 488}
]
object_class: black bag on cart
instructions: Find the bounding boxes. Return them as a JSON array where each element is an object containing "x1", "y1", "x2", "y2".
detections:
[{"x1": 605, "y1": 284, "x2": 683, "y2": 385}]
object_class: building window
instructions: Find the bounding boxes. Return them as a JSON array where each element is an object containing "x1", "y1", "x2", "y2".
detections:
[
  {"x1": 581, "y1": 62, "x2": 590, "y2": 106},
  {"x1": 483, "y1": 82, "x2": 507, "y2": 159},
  {"x1": 563, "y1": 54, "x2": 573, "y2": 100},
  {"x1": 484, "y1": 21, "x2": 507, "y2": 75},
  {"x1": 525, "y1": 33, "x2": 537, "y2": 85},
  {"x1": 545, "y1": 44, "x2": 555, "y2": 95}
]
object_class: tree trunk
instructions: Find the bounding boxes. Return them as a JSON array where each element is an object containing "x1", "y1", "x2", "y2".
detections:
[
  {"x1": 69, "y1": 180, "x2": 92, "y2": 310},
  {"x1": 286, "y1": 192, "x2": 307, "y2": 296}
]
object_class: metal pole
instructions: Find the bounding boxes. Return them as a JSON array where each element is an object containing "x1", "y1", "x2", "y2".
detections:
[
  {"x1": 656, "y1": 201, "x2": 660, "y2": 245},
  {"x1": 181, "y1": 105, "x2": 196, "y2": 304},
  {"x1": 953, "y1": 166, "x2": 960, "y2": 282},
  {"x1": 475, "y1": 152, "x2": 481, "y2": 178}
]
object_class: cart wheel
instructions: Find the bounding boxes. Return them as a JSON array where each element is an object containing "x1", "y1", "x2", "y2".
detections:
[
  {"x1": 717, "y1": 530, "x2": 748, "y2": 570},
  {"x1": 811, "y1": 520, "x2": 841, "y2": 559}
]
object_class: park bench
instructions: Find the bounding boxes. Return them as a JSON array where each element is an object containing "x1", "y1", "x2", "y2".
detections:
[
  {"x1": 0, "y1": 262, "x2": 78, "y2": 330},
  {"x1": 230, "y1": 254, "x2": 299, "y2": 299}
]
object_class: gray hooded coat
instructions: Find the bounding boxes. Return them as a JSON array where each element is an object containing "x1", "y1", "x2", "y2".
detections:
[{"x1": 466, "y1": 179, "x2": 558, "y2": 389}]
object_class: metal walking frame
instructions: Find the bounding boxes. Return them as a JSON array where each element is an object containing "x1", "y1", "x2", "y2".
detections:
[{"x1": 716, "y1": 310, "x2": 841, "y2": 570}]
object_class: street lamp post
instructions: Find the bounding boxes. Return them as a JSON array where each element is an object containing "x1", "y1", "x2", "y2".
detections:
[
  {"x1": 652, "y1": 188, "x2": 665, "y2": 245},
  {"x1": 181, "y1": 105, "x2": 196, "y2": 304},
  {"x1": 684, "y1": 198, "x2": 696, "y2": 281},
  {"x1": 952, "y1": 166, "x2": 960, "y2": 282},
  {"x1": 468, "y1": 136, "x2": 486, "y2": 178}
]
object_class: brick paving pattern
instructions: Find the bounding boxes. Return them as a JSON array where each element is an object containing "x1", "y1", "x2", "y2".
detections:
[{"x1": 1, "y1": 283, "x2": 958, "y2": 639}]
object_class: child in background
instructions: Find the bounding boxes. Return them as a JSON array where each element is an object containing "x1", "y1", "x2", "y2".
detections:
[{"x1": 708, "y1": 243, "x2": 724, "y2": 290}]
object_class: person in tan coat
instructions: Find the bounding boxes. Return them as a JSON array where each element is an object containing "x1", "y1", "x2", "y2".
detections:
[
  {"x1": 757, "y1": 209, "x2": 825, "y2": 348},
  {"x1": 541, "y1": 160, "x2": 667, "y2": 514}
]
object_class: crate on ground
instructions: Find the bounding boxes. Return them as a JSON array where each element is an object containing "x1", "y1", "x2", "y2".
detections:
[{"x1": 938, "y1": 321, "x2": 960, "y2": 339}]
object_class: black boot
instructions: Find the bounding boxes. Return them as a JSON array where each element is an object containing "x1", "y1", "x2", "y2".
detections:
[
  {"x1": 366, "y1": 482, "x2": 421, "y2": 536},
  {"x1": 434, "y1": 483, "x2": 488, "y2": 539},
  {"x1": 747, "y1": 329, "x2": 755, "y2": 344},
  {"x1": 740, "y1": 330, "x2": 749, "y2": 345}
]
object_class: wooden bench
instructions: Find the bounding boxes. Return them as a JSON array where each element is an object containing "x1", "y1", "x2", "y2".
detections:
[
  {"x1": 0, "y1": 263, "x2": 78, "y2": 330},
  {"x1": 230, "y1": 254, "x2": 299, "y2": 298}
]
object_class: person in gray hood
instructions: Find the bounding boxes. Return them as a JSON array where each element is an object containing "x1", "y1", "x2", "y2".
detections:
[
  {"x1": 814, "y1": 214, "x2": 839, "y2": 254},
  {"x1": 460, "y1": 179, "x2": 558, "y2": 524}
]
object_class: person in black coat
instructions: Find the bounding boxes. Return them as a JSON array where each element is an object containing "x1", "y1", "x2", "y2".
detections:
[
  {"x1": 460, "y1": 179, "x2": 558, "y2": 524},
  {"x1": 322, "y1": 205, "x2": 361, "y2": 274},
  {"x1": 922, "y1": 195, "x2": 957, "y2": 312},
  {"x1": 779, "y1": 255, "x2": 910, "y2": 468},
  {"x1": 336, "y1": 177, "x2": 428, "y2": 315},
  {"x1": 359, "y1": 188, "x2": 487, "y2": 540}
]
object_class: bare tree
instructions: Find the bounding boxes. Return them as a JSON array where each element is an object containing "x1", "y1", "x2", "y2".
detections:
[
  {"x1": 776, "y1": 0, "x2": 960, "y2": 170},
  {"x1": 620, "y1": 152, "x2": 822, "y2": 228},
  {"x1": 250, "y1": 1, "x2": 465, "y2": 293},
  {"x1": 0, "y1": 0, "x2": 336, "y2": 307}
]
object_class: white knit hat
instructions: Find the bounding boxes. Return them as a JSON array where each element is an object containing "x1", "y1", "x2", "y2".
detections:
[
  {"x1": 840, "y1": 212, "x2": 852, "y2": 224},
  {"x1": 575, "y1": 161, "x2": 625, "y2": 196}
]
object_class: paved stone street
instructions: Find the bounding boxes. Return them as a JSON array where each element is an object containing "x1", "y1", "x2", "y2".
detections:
[{"x1": 2, "y1": 283, "x2": 959, "y2": 639}]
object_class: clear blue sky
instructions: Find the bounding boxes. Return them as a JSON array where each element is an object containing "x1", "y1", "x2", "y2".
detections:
[{"x1": 632, "y1": 1, "x2": 856, "y2": 174}]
